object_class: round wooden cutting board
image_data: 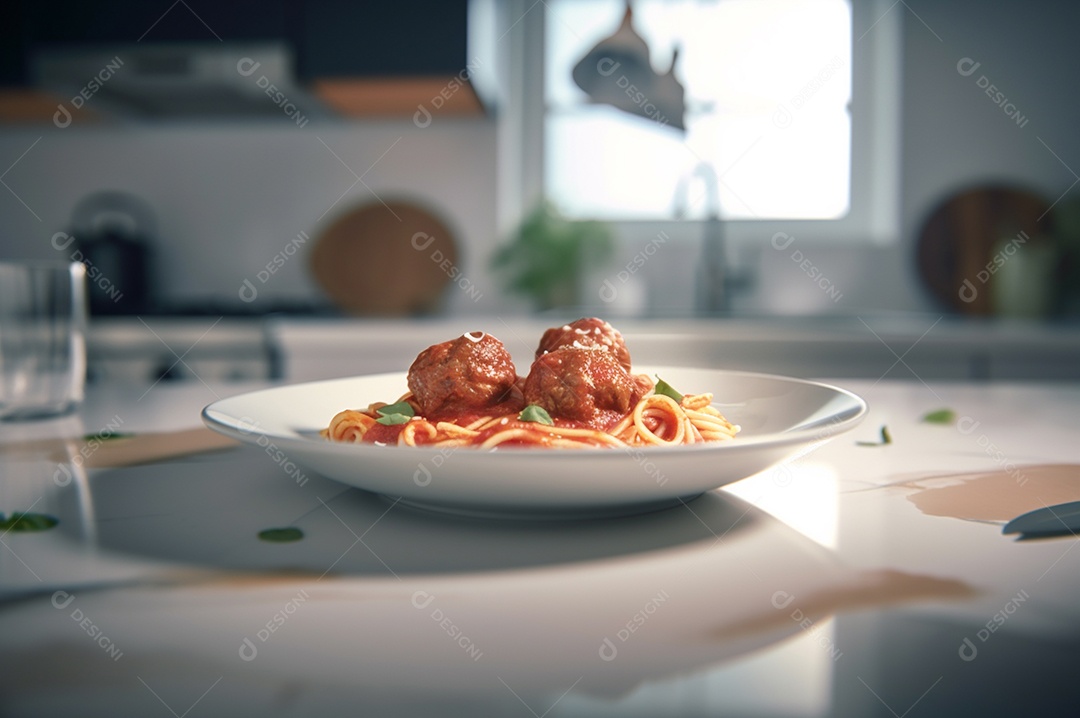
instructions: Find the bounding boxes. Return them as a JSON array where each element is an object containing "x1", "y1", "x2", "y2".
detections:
[
  {"x1": 310, "y1": 199, "x2": 459, "y2": 316},
  {"x1": 915, "y1": 184, "x2": 1052, "y2": 315}
]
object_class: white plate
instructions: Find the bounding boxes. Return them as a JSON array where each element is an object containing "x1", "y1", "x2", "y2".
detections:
[{"x1": 202, "y1": 367, "x2": 867, "y2": 517}]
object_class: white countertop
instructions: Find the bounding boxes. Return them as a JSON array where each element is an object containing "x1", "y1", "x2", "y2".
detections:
[
  {"x1": 1, "y1": 376, "x2": 1079, "y2": 717},
  {"x1": 83, "y1": 314, "x2": 1080, "y2": 385}
]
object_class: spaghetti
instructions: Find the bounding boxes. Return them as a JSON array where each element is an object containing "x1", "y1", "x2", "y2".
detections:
[{"x1": 322, "y1": 318, "x2": 739, "y2": 450}]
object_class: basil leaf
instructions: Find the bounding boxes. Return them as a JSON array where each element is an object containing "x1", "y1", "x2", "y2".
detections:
[
  {"x1": 654, "y1": 376, "x2": 684, "y2": 402},
  {"x1": 377, "y1": 401, "x2": 415, "y2": 418},
  {"x1": 375, "y1": 401, "x2": 415, "y2": 426},
  {"x1": 857, "y1": 425, "x2": 892, "y2": 447},
  {"x1": 81, "y1": 432, "x2": 134, "y2": 442},
  {"x1": 0, "y1": 512, "x2": 59, "y2": 532},
  {"x1": 375, "y1": 413, "x2": 412, "y2": 426},
  {"x1": 921, "y1": 408, "x2": 956, "y2": 425},
  {"x1": 518, "y1": 404, "x2": 554, "y2": 425},
  {"x1": 258, "y1": 527, "x2": 304, "y2": 543}
]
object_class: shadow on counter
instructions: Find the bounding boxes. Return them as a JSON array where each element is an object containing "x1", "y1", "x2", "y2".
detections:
[{"x1": 60, "y1": 445, "x2": 765, "y2": 575}]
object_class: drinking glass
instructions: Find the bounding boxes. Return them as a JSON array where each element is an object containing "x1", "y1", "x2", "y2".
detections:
[{"x1": 0, "y1": 261, "x2": 88, "y2": 421}]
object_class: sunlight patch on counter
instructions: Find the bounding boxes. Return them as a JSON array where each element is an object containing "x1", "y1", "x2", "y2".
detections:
[{"x1": 724, "y1": 462, "x2": 840, "y2": 549}]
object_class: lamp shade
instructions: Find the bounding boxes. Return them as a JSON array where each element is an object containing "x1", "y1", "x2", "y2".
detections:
[{"x1": 571, "y1": 5, "x2": 686, "y2": 131}]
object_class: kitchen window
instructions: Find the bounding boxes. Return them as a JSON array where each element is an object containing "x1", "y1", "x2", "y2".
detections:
[{"x1": 497, "y1": 0, "x2": 901, "y2": 245}]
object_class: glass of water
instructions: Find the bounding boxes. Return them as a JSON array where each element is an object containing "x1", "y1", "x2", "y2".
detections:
[{"x1": 0, "y1": 261, "x2": 88, "y2": 421}]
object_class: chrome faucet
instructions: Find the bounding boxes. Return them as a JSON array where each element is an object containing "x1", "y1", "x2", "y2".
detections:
[{"x1": 674, "y1": 161, "x2": 748, "y2": 314}]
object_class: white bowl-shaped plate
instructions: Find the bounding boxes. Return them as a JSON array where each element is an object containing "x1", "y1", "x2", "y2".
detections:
[{"x1": 202, "y1": 367, "x2": 866, "y2": 517}]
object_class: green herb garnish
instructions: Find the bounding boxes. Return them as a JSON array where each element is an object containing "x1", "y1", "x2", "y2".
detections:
[
  {"x1": 81, "y1": 432, "x2": 134, "y2": 442},
  {"x1": 857, "y1": 425, "x2": 892, "y2": 447},
  {"x1": 258, "y1": 527, "x2": 304, "y2": 543},
  {"x1": 0, "y1": 512, "x2": 59, "y2": 532},
  {"x1": 921, "y1": 409, "x2": 956, "y2": 425},
  {"x1": 654, "y1": 376, "x2": 684, "y2": 402},
  {"x1": 518, "y1": 404, "x2": 554, "y2": 425},
  {"x1": 375, "y1": 401, "x2": 415, "y2": 426}
]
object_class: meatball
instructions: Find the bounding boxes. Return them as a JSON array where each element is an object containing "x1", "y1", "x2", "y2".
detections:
[
  {"x1": 535, "y1": 317, "x2": 632, "y2": 371},
  {"x1": 407, "y1": 332, "x2": 518, "y2": 417},
  {"x1": 523, "y1": 347, "x2": 647, "y2": 429}
]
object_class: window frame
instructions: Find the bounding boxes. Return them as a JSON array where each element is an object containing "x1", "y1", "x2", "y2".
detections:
[{"x1": 495, "y1": 0, "x2": 902, "y2": 249}]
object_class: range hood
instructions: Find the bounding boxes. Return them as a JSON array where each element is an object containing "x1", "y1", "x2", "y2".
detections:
[
  {"x1": 32, "y1": 43, "x2": 329, "y2": 122},
  {"x1": 2, "y1": 0, "x2": 496, "y2": 124}
]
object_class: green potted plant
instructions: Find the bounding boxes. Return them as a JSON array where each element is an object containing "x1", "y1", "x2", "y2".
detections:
[{"x1": 491, "y1": 201, "x2": 613, "y2": 311}]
